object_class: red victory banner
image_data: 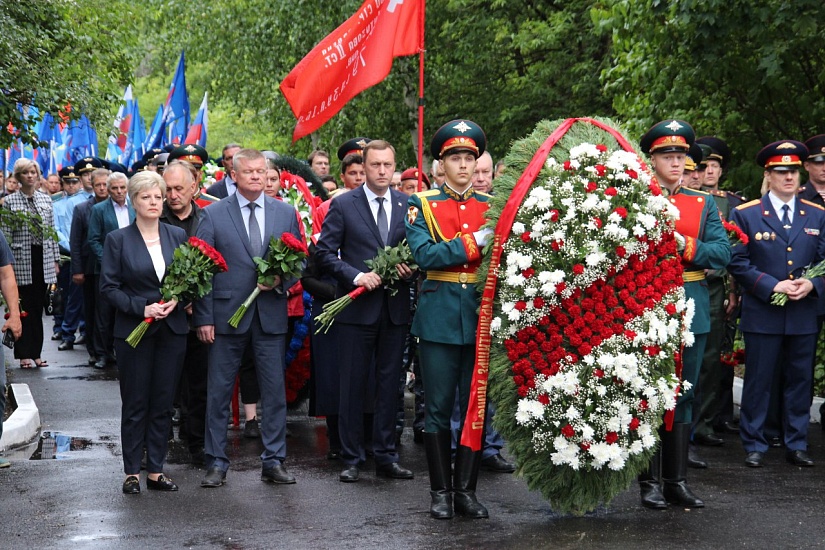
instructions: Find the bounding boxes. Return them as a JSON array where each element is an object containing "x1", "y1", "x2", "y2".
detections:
[{"x1": 280, "y1": 0, "x2": 425, "y2": 142}]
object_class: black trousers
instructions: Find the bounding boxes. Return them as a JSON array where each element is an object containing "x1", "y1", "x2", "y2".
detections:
[
  {"x1": 117, "y1": 321, "x2": 186, "y2": 474},
  {"x1": 15, "y1": 245, "x2": 46, "y2": 360},
  {"x1": 181, "y1": 331, "x2": 209, "y2": 453}
]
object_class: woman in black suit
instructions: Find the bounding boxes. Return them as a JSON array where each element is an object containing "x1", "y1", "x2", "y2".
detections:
[{"x1": 100, "y1": 171, "x2": 188, "y2": 494}]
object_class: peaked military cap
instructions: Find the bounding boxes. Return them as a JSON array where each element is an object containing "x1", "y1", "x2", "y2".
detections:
[
  {"x1": 804, "y1": 135, "x2": 825, "y2": 163},
  {"x1": 168, "y1": 143, "x2": 209, "y2": 166},
  {"x1": 74, "y1": 157, "x2": 104, "y2": 174},
  {"x1": 142, "y1": 148, "x2": 165, "y2": 163},
  {"x1": 430, "y1": 119, "x2": 486, "y2": 160},
  {"x1": 337, "y1": 137, "x2": 372, "y2": 161},
  {"x1": 639, "y1": 120, "x2": 695, "y2": 155},
  {"x1": 58, "y1": 166, "x2": 80, "y2": 182},
  {"x1": 108, "y1": 162, "x2": 128, "y2": 174},
  {"x1": 163, "y1": 143, "x2": 177, "y2": 153},
  {"x1": 400, "y1": 167, "x2": 430, "y2": 187},
  {"x1": 684, "y1": 143, "x2": 705, "y2": 172},
  {"x1": 696, "y1": 136, "x2": 731, "y2": 168},
  {"x1": 756, "y1": 140, "x2": 808, "y2": 171},
  {"x1": 129, "y1": 159, "x2": 148, "y2": 175},
  {"x1": 696, "y1": 143, "x2": 713, "y2": 169},
  {"x1": 152, "y1": 152, "x2": 170, "y2": 167}
]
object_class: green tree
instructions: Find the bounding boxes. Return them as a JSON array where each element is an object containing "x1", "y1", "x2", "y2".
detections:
[
  {"x1": 0, "y1": 0, "x2": 139, "y2": 148},
  {"x1": 593, "y1": 0, "x2": 825, "y2": 198}
]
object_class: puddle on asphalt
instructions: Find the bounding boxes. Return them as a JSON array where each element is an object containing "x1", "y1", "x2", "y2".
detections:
[
  {"x1": 45, "y1": 369, "x2": 120, "y2": 382},
  {"x1": 9, "y1": 431, "x2": 118, "y2": 461}
]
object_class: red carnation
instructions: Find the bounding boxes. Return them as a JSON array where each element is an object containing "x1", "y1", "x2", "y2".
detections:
[
  {"x1": 522, "y1": 268, "x2": 535, "y2": 279},
  {"x1": 514, "y1": 301, "x2": 527, "y2": 311},
  {"x1": 555, "y1": 282, "x2": 567, "y2": 294},
  {"x1": 605, "y1": 431, "x2": 619, "y2": 445},
  {"x1": 580, "y1": 442, "x2": 591, "y2": 451},
  {"x1": 561, "y1": 424, "x2": 575, "y2": 438},
  {"x1": 586, "y1": 181, "x2": 598, "y2": 193},
  {"x1": 593, "y1": 217, "x2": 603, "y2": 229},
  {"x1": 595, "y1": 164, "x2": 607, "y2": 176},
  {"x1": 549, "y1": 209, "x2": 559, "y2": 222},
  {"x1": 517, "y1": 386, "x2": 529, "y2": 397},
  {"x1": 624, "y1": 330, "x2": 637, "y2": 340},
  {"x1": 615, "y1": 246, "x2": 627, "y2": 258},
  {"x1": 626, "y1": 169, "x2": 638, "y2": 180},
  {"x1": 538, "y1": 394, "x2": 550, "y2": 405},
  {"x1": 593, "y1": 368, "x2": 604, "y2": 378},
  {"x1": 604, "y1": 186, "x2": 617, "y2": 197},
  {"x1": 533, "y1": 296, "x2": 545, "y2": 309},
  {"x1": 649, "y1": 182, "x2": 662, "y2": 196},
  {"x1": 563, "y1": 160, "x2": 574, "y2": 171},
  {"x1": 629, "y1": 418, "x2": 641, "y2": 431},
  {"x1": 613, "y1": 207, "x2": 628, "y2": 219},
  {"x1": 572, "y1": 264, "x2": 585, "y2": 275},
  {"x1": 596, "y1": 144, "x2": 608, "y2": 152},
  {"x1": 639, "y1": 399, "x2": 649, "y2": 412},
  {"x1": 551, "y1": 239, "x2": 563, "y2": 251},
  {"x1": 521, "y1": 232, "x2": 532, "y2": 243},
  {"x1": 665, "y1": 303, "x2": 677, "y2": 315}
]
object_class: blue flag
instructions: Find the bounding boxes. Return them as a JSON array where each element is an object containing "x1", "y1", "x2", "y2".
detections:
[
  {"x1": 161, "y1": 52, "x2": 190, "y2": 145},
  {"x1": 143, "y1": 105, "x2": 165, "y2": 151}
]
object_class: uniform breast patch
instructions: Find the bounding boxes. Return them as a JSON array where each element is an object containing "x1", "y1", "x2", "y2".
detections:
[{"x1": 407, "y1": 206, "x2": 419, "y2": 224}]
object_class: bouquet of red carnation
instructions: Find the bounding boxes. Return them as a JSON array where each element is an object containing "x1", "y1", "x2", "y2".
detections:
[
  {"x1": 314, "y1": 240, "x2": 417, "y2": 334},
  {"x1": 228, "y1": 232, "x2": 308, "y2": 328},
  {"x1": 722, "y1": 219, "x2": 749, "y2": 246},
  {"x1": 126, "y1": 236, "x2": 228, "y2": 347}
]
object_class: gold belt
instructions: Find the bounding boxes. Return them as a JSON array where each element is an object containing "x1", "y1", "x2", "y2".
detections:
[
  {"x1": 427, "y1": 271, "x2": 478, "y2": 284},
  {"x1": 683, "y1": 270, "x2": 706, "y2": 283}
]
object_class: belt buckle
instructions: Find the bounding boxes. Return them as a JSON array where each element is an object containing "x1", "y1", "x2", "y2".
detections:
[{"x1": 458, "y1": 272, "x2": 469, "y2": 283}]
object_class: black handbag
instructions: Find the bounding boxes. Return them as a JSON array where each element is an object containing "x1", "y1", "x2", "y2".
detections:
[{"x1": 45, "y1": 283, "x2": 63, "y2": 316}]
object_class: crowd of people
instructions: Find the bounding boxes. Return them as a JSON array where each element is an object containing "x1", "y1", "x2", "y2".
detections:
[{"x1": 2, "y1": 118, "x2": 825, "y2": 518}]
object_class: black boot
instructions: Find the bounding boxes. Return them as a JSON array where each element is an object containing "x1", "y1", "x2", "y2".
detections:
[
  {"x1": 638, "y1": 448, "x2": 667, "y2": 509},
  {"x1": 662, "y1": 423, "x2": 705, "y2": 508},
  {"x1": 453, "y1": 445, "x2": 489, "y2": 518},
  {"x1": 688, "y1": 443, "x2": 708, "y2": 469},
  {"x1": 424, "y1": 431, "x2": 453, "y2": 519}
]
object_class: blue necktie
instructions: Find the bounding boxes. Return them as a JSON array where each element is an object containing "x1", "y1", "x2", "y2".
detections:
[{"x1": 782, "y1": 204, "x2": 791, "y2": 233}]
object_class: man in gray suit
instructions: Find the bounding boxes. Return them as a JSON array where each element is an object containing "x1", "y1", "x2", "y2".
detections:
[{"x1": 194, "y1": 148, "x2": 303, "y2": 487}]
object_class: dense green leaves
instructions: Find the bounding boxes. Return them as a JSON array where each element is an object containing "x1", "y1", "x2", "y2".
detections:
[{"x1": 0, "y1": 0, "x2": 138, "y2": 148}]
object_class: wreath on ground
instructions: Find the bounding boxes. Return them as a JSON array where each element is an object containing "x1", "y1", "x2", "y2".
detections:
[{"x1": 477, "y1": 117, "x2": 690, "y2": 515}]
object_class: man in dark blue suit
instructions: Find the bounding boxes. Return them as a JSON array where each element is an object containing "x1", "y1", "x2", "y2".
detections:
[
  {"x1": 194, "y1": 148, "x2": 302, "y2": 487},
  {"x1": 205, "y1": 143, "x2": 241, "y2": 199},
  {"x1": 729, "y1": 140, "x2": 825, "y2": 468},
  {"x1": 87, "y1": 172, "x2": 135, "y2": 369},
  {"x1": 315, "y1": 140, "x2": 414, "y2": 483}
]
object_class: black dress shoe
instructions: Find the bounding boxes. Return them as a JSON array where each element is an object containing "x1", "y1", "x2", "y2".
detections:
[
  {"x1": 51, "y1": 332, "x2": 62, "y2": 341},
  {"x1": 688, "y1": 446, "x2": 708, "y2": 469},
  {"x1": 243, "y1": 418, "x2": 260, "y2": 439},
  {"x1": 262, "y1": 463, "x2": 296, "y2": 484},
  {"x1": 57, "y1": 341, "x2": 73, "y2": 351},
  {"x1": 744, "y1": 451, "x2": 764, "y2": 468},
  {"x1": 200, "y1": 467, "x2": 227, "y2": 487},
  {"x1": 716, "y1": 421, "x2": 740, "y2": 435},
  {"x1": 480, "y1": 453, "x2": 516, "y2": 473},
  {"x1": 147, "y1": 474, "x2": 178, "y2": 491},
  {"x1": 786, "y1": 450, "x2": 814, "y2": 467},
  {"x1": 339, "y1": 465, "x2": 360, "y2": 482},
  {"x1": 694, "y1": 433, "x2": 724, "y2": 447},
  {"x1": 376, "y1": 462, "x2": 414, "y2": 479},
  {"x1": 122, "y1": 475, "x2": 140, "y2": 494},
  {"x1": 768, "y1": 437, "x2": 783, "y2": 448}
]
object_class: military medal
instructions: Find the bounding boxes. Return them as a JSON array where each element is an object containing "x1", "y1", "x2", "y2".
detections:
[
  {"x1": 762, "y1": 232, "x2": 771, "y2": 240},
  {"x1": 755, "y1": 233, "x2": 762, "y2": 241},
  {"x1": 770, "y1": 232, "x2": 776, "y2": 240}
]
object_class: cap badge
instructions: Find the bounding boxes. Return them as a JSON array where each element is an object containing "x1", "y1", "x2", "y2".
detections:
[
  {"x1": 184, "y1": 145, "x2": 196, "y2": 152},
  {"x1": 665, "y1": 120, "x2": 683, "y2": 132},
  {"x1": 356, "y1": 139, "x2": 367, "y2": 148},
  {"x1": 453, "y1": 121, "x2": 472, "y2": 133}
]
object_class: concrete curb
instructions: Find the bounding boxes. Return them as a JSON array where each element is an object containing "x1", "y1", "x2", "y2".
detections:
[
  {"x1": 732, "y1": 376, "x2": 823, "y2": 424},
  {"x1": 0, "y1": 384, "x2": 41, "y2": 452}
]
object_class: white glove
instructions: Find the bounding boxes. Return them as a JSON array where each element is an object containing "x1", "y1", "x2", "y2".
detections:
[
  {"x1": 473, "y1": 228, "x2": 493, "y2": 247},
  {"x1": 674, "y1": 231, "x2": 685, "y2": 252}
]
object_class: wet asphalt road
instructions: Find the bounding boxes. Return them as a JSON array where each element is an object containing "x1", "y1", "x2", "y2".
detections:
[{"x1": 3, "y1": 325, "x2": 825, "y2": 549}]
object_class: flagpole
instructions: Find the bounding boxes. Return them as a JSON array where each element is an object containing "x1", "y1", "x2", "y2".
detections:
[{"x1": 416, "y1": 0, "x2": 426, "y2": 192}]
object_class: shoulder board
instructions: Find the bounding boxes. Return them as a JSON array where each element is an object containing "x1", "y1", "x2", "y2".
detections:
[
  {"x1": 800, "y1": 199, "x2": 825, "y2": 211},
  {"x1": 414, "y1": 189, "x2": 441, "y2": 199},
  {"x1": 708, "y1": 189, "x2": 726, "y2": 197},
  {"x1": 475, "y1": 191, "x2": 493, "y2": 199},
  {"x1": 735, "y1": 199, "x2": 761, "y2": 211},
  {"x1": 690, "y1": 188, "x2": 710, "y2": 195}
]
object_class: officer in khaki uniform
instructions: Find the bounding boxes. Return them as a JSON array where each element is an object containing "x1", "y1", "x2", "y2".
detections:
[{"x1": 406, "y1": 119, "x2": 492, "y2": 520}]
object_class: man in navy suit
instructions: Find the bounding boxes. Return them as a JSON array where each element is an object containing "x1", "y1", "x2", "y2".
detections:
[
  {"x1": 205, "y1": 143, "x2": 241, "y2": 199},
  {"x1": 315, "y1": 140, "x2": 414, "y2": 483},
  {"x1": 729, "y1": 140, "x2": 825, "y2": 468},
  {"x1": 87, "y1": 172, "x2": 135, "y2": 369},
  {"x1": 194, "y1": 148, "x2": 302, "y2": 487}
]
